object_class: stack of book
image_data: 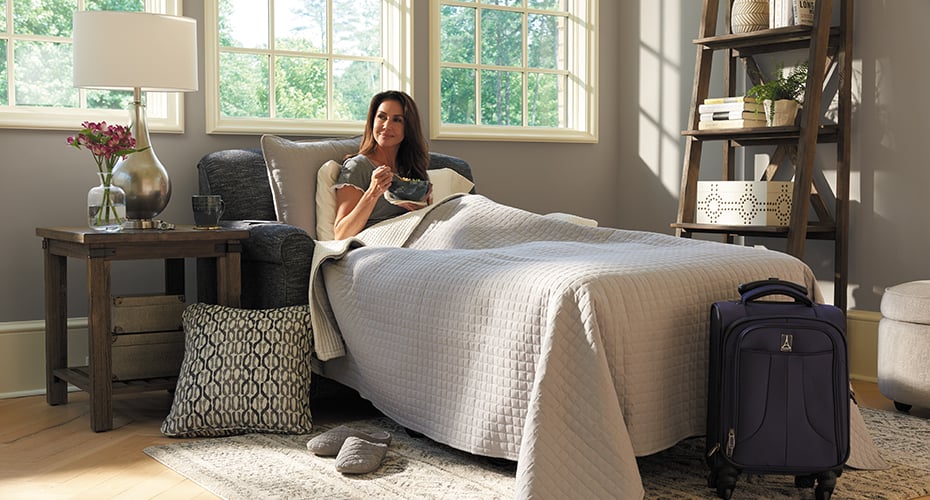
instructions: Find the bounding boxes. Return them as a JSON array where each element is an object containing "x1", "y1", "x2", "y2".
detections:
[
  {"x1": 697, "y1": 96, "x2": 766, "y2": 130},
  {"x1": 770, "y1": 0, "x2": 815, "y2": 29}
]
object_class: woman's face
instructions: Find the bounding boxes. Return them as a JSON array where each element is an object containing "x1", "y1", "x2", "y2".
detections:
[{"x1": 372, "y1": 99, "x2": 405, "y2": 149}]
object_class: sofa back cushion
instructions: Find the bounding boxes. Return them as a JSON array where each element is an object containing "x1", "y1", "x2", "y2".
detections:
[{"x1": 261, "y1": 134, "x2": 363, "y2": 238}]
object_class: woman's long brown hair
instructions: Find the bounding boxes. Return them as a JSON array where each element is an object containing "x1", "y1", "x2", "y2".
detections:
[{"x1": 357, "y1": 90, "x2": 430, "y2": 180}]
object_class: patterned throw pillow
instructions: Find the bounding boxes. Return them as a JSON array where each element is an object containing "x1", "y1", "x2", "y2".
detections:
[{"x1": 161, "y1": 303, "x2": 314, "y2": 438}]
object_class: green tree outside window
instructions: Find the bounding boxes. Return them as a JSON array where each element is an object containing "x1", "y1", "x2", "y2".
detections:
[{"x1": 434, "y1": 0, "x2": 595, "y2": 140}]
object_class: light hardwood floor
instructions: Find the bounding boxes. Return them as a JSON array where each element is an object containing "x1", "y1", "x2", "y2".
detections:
[{"x1": 0, "y1": 380, "x2": 926, "y2": 498}]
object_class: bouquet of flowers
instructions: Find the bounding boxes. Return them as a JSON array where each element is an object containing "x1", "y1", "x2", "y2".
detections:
[
  {"x1": 67, "y1": 121, "x2": 147, "y2": 175},
  {"x1": 67, "y1": 121, "x2": 148, "y2": 227}
]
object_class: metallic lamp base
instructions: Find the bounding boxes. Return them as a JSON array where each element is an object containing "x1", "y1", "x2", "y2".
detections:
[
  {"x1": 122, "y1": 219, "x2": 157, "y2": 230},
  {"x1": 122, "y1": 219, "x2": 175, "y2": 230}
]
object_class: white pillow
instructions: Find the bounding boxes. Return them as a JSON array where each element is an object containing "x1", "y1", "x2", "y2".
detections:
[
  {"x1": 428, "y1": 168, "x2": 474, "y2": 202},
  {"x1": 261, "y1": 134, "x2": 360, "y2": 238},
  {"x1": 315, "y1": 160, "x2": 342, "y2": 241},
  {"x1": 315, "y1": 165, "x2": 475, "y2": 240}
]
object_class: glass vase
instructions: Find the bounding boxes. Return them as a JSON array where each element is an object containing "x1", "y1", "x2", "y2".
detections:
[{"x1": 88, "y1": 172, "x2": 126, "y2": 232}]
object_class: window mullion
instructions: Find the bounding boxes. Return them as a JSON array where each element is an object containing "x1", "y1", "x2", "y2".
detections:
[
  {"x1": 474, "y1": 5, "x2": 481, "y2": 126},
  {"x1": 4, "y1": 0, "x2": 8, "y2": 105},
  {"x1": 268, "y1": 0, "x2": 276, "y2": 119},
  {"x1": 5, "y1": 3, "x2": 13, "y2": 107},
  {"x1": 7, "y1": 41, "x2": 13, "y2": 107},
  {"x1": 326, "y1": 0, "x2": 333, "y2": 121},
  {"x1": 522, "y1": 10, "x2": 528, "y2": 127}
]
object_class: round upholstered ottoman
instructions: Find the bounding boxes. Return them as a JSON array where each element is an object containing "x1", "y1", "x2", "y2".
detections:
[{"x1": 878, "y1": 280, "x2": 930, "y2": 412}]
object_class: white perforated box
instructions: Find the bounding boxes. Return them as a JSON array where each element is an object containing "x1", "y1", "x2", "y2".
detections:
[{"x1": 696, "y1": 181, "x2": 793, "y2": 225}]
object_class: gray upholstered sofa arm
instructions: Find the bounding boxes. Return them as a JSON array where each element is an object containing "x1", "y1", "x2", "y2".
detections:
[
  {"x1": 232, "y1": 222, "x2": 315, "y2": 308},
  {"x1": 197, "y1": 148, "x2": 315, "y2": 308},
  {"x1": 239, "y1": 223, "x2": 312, "y2": 266}
]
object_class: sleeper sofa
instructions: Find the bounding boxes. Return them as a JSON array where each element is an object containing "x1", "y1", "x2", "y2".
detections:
[{"x1": 195, "y1": 136, "x2": 475, "y2": 309}]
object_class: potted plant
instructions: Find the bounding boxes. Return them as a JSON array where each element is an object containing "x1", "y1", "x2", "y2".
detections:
[{"x1": 747, "y1": 62, "x2": 809, "y2": 126}]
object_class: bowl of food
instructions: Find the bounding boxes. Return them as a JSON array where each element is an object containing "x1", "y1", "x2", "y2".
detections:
[{"x1": 388, "y1": 174, "x2": 431, "y2": 201}]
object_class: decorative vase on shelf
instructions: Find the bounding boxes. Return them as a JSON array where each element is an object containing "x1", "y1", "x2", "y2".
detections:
[
  {"x1": 731, "y1": 0, "x2": 769, "y2": 33},
  {"x1": 88, "y1": 172, "x2": 126, "y2": 232}
]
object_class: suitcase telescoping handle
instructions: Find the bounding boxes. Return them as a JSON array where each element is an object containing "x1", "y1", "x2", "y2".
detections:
[{"x1": 738, "y1": 278, "x2": 812, "y2": 306}]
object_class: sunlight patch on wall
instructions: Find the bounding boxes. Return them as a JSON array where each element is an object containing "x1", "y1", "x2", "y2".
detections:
[
  {"x1": 639, "y1": 0, "x2": 684, "y2": 197},
  {"x1": 662, "y1": 133, "x2": 681, "y2": 193},
  {"x1": 849, "y1": 170, "x2": 859, "y2": 202},
  {"x1": 874, "y1": 169, "x2": 902, "y2": 220},
  {"x1": 660, "y1": 0, "x2": 681, "y2": 66},
  {"x1": 639, "y1": 48, "x2": 661, "y2": 121},
  {"x1": 638, "y1": 113, "x2": 660, "y2": 169},
  {"x1": 639, "y1": 0, "x2": 662, "y2": 54},
  {"x1": 661, "y1": 64, "x2": 681, "y2": 129}
]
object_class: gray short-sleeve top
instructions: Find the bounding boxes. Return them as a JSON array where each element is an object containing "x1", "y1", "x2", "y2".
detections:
[{"x1": 335, "y1": 154, "x2": 407, "y2": 228}]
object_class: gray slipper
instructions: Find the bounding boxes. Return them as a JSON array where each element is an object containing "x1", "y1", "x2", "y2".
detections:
[
  {"x1": 306, "y1": 425, "x2": 392, "y2": 456},
  {"x1": 335, "y1": 436, "x2": 389, "y2": 474}
]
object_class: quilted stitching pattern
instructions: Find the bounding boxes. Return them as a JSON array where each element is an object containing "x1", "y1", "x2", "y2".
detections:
[
  {"x1": 316, "y1": 195, "x2": 818, "y2": 499},
  {"x1": 161, "y1": 303, "x2": 313, "y2": 438}
]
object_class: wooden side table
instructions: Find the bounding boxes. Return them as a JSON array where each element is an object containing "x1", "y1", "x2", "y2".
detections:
[{"x1": 37, "y1": 225, "x2": 250, "y2": 432}]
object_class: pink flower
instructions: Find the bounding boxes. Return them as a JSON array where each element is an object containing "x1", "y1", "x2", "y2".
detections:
[{"x1": 66, "y1": 120, "x2": 148, "y2": 174}]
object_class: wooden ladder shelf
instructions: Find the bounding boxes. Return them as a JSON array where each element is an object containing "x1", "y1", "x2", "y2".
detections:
[{"x1": 672, "y1": 0, "x2": 853, "y2": 310}]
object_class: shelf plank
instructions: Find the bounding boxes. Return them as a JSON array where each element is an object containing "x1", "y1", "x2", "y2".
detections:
[
  {"x1": 682, "y1": 124, "x2": 839, "y2": 144},
  {"x1": 693, "y1": 26, "x2": 842, "y2": 54},
  {"x1": 55, "y1": 367, "x2": 178, "y2": 395},
  {"x1": 671, "y1": 222, "x2": 836, "y2": 240}
]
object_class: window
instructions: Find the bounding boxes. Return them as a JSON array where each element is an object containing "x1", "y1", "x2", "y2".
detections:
[
  {"x1": 430, "y1": 0, "x2": 597, "y2": 142},
  {"x1": 205, "y1": 0, "x2": 412, "y2": 135},
  {"x1": 0, "y1": 0, "x2": 184, "y2": 132}
]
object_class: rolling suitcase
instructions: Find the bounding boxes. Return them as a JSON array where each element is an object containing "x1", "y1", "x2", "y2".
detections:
[{"x1": 706, "y1": 278, "x2": 849, "y2": 500}]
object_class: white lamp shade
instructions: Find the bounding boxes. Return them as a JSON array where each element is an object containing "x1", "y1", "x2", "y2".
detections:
[{"x1": 72, "y1": 11, "x2": 198, "y2": 92}]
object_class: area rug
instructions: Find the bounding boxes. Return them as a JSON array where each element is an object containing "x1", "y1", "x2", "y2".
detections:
[{"x1": 144, "y1": 408, "x2": 930, "y2": 499}]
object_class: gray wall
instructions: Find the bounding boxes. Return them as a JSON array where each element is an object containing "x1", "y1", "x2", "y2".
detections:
[{"x1": 0, "y1": 1, "x2": 926, "y2": 323}]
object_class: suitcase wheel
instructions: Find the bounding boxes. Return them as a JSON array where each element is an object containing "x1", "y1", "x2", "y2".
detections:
[
  {"x1": 794, "y1": 474, "x2": 815, "y2": 488},
  {"x1": 894, "y1": 401, "x2": 913, "y2": 413},
  {"x1": 815, "y1": 488, "x2": 832, "y2": 500},
  {"x1": 814, "y1": 469, "x2": 839, "y2": 500},
  {"x1": 716, "y1": 481, "x2": 735, "y2": 500},
  {"x1": 710, "y1": 465, "x2": 738, "y2": 499}
]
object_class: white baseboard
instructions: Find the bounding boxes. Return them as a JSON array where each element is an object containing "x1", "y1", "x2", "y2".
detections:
[{"x1": 0, "y1": 319, "x2": 88, "y2": 399}]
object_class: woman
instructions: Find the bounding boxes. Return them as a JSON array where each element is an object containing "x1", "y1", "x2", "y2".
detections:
[{"x1": 333, "y1": 90, "x2": 431, "y2": 239}]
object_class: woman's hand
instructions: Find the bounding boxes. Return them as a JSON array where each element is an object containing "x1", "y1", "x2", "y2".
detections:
[{"x1": 368, "y1": 165, "x2": 393, "y2": 198}]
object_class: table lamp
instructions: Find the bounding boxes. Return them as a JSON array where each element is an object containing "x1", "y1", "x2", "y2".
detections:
[{"x1": 72, "y1": 11, "x2": 198, "y2": 229}]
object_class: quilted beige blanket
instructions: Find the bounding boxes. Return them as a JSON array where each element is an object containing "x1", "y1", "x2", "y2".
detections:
[{"x1": 309, "y1": 194, "x2": 838, "y2": 499}]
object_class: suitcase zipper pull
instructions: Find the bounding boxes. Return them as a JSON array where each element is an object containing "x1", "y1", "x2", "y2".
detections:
[
  {"x1": 707, "y1": 442, "x2": 720, "y2": 458},
  {"x1": 726, "y1": 429, "x2": 736, "y2": 457}
]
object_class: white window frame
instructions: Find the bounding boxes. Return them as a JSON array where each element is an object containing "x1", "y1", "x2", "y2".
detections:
[
  {"x1": 430, "y1": 0, "x2": 597, "y2": 143},
  {"x1": 204, "y1": 0, "x2": 412, "y2": 136},
  {"x1": 0, "y1": 0, "x2": 185, "y2": 132}
]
